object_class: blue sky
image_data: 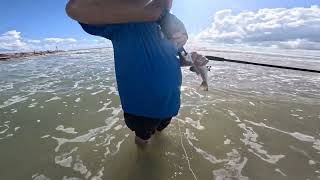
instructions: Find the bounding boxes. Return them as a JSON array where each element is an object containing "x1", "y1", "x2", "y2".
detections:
[
  {"x1": 0, "y1": 0, "x2": 318, "y2": 39},
  {"x1": 0, "y1": 0, "x2": 319, "y2": 52}
]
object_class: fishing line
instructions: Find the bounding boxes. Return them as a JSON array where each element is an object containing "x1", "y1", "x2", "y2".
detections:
[
  {"x1": 177, "y1": 118, "x2": 198, "y2": 180},
  {"x1": 205, "y1": 55, "x2": 320, "y2": 73}
]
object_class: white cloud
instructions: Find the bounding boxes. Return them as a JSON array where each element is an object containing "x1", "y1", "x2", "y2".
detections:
[
  {"x1": 27, "y1": 39, "x2": 41, "y2": 43},
  {"x1": 192, "y1": 5, "x2": 320, "y2": 50},
  {"x1": 0, "y1": 30, "x2": 28, "y2": 51},
  {"x1": 44, "y1": 38, "x2": 77, "y2": 43},
  {"x1": 0, "y1": 30, "x2": 111, "y2": 53}
]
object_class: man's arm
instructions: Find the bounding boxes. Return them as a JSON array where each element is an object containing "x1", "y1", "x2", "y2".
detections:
[{"x1": 66, "y1": 0, "x2": 171, "y2": 24}]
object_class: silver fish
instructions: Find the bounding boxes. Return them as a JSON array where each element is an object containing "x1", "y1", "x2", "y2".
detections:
[
  {"x1": 189, "y1": 65, "x2": 211, "y2": 91},
  {"x1": 186, "y1": 54, "x2": 210, "y2": 91}
]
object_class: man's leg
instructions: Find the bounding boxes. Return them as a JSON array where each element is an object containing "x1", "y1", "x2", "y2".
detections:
[
  {"x1": 156, "y1": 117, "x2": 172, "y2": 132},
  {"x1": 124, "y1": 112, "x2": 161, "y2": 148}
]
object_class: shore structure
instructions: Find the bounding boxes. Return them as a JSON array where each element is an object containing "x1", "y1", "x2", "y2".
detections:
[{"x1": 0, "y1": 50, "x2": 64, "y2": 61}]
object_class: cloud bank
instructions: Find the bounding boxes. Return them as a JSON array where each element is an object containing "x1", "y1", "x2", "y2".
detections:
[
  {"x1": 2, "y1": 6, "x2": 320, "y2": 53},
  {"x1": 0, "y1": 30, "x2": 111, "y2": 53},
  {"x1": 193, "y1": 5, "x2": 320, "y2": 50}
]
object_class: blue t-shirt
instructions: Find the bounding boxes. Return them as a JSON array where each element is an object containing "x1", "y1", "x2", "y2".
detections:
[{"x1": 80, "y1": 22, "x2": 182, "y2": 119}]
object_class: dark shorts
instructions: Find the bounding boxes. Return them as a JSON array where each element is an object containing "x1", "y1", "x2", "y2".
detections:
[{"x1": 124, "y1": 112, "x2": 172, "y2": 140}]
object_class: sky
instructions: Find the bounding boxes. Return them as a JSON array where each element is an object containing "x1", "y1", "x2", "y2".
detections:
[{"x1": 0, "y1": 0, "x2": 319, "y2": 52}]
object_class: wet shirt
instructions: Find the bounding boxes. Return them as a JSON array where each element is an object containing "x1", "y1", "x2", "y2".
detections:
[{"x1": 80, "y1": 22, "x2": 182, "y2": 119}]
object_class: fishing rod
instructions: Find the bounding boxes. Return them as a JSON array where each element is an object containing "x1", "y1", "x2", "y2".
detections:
[
  {"x1": 205, "y1": 55, "x2": 320, "y2": 74},
  {"x1": 180, "y1": 48, "x2": 319, "y2": 74}
]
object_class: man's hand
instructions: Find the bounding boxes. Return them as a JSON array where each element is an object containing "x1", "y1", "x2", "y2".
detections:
[
  {"x1": 180, "y1": 52, "x2": 209, "y2": 67},
  {"x1": 191, "y1": 52, "x2": 209, "y2": 67},
  {"x1": 66, "y1": 0, "x2": 167, "y2": 24}
]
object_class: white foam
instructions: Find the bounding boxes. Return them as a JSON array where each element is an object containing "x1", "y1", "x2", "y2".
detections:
[
  {"x1": 181, "y1": 86, "x2": 188, "y2": 92},
  {"x1": 212, "y1": 150, "x2": 249, "y2": 180},
  {"x1": 111, "y1": 107, "x2": 122, "y2": 116},
  {"x1": 73, "y1": 80, "x2": 83, "y2": 89},
  {"x1": 28, "y1": 102, "x2": 38, "y2": 108},
  {"x1": 194, "y1": 146, "x2": 226, "y2": 164},
  {"x1": 32, "y1": 174, "x2": 50, "y2": 180},
  {"x1": 41, "y1": 135, "x2": 50, "y2": 139},
  {"x1": 290, "y1": 132, "x2": 315, "y2": 142},
  {"x1": 73, "y1": 156, "x2": 88, "y2": 175},
  {"x1": 75, "y1": 98, "x2": 81, "y2": 103},
  {"x1": 113, "y1": 125, "x2": 123, "y2": 131},
  {"x1": 0, "y1": 95, "x2": 29, "y2": 109},
  {"x1": 185, "y1": 117, "x2": 205, "y2": 130},
  {"x1": 62, "y1": 177, "x2": 81, "y2": 180},
  {"x1": 85, "y1": 171, "x2": 92, "y2": 179},
  {"x1": 228, "y1": 110, "x2": 241, "y2": 123},
  {"x1": 309, "y1": 160, "x2": 316, "y2": 165},
  {"x1": 56, "y1": 125, "x2": 78, "y2": 134},
  {"x1": 313, "y1": 140, "x2": 320, "y2": 151},
  {"x1": 0, "y1": 125, "x2": 9, "y2": 134},
  {"x1": 52, "y1": 116, "x2": 119, "y2": 152},
  {"x1": 56, "y1": 156, "x2": 73, "y2": 168},
  {"x1": 55, "y1": 147, "x2": 78, "y2": 168},
  {"x1": 239, "y1": 123, "x2": 285, "y2": 164},
  {"x1": 224, "y1": 139, "x2": 231, "y2": 145},
  {"x1": 91, "y1": 90, "x2": 105, "y2": 95},
  {"x1": 111, "y1": 137, "x2": 127, "y2": 155},
  {"x1": 185, "y1": 128, "x2": 199, "y2": 141},
  {"x1": 97, "y1": 101, "x2": 112, "y2": 112},
  {"x1": 275, "y1": 169, "x2": 287, "y2": 177},
  {"x1": 45, "y1": 96, "x2": 61, "y2": 102},
  {"x1": 91, "y1": 167, "x2": 104, "y2": 180},
  {"x1": 108, "y1": 87, "x2": 117, "y2": 95},
  {"x1": 244, "y1": 120, "x2": 320, "y2": 151},
  {"x1": 0, "y1": 83, "x2": 13, "y2": 92}
]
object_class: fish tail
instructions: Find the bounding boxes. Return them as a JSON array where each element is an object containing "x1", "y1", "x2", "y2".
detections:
[{"x1": 200, "y1": 81, "x2": 208, "y2": 91}]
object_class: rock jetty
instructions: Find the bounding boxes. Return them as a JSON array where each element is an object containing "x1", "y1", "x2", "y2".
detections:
[{"x1": 0, "y1": 50, "x2": 64, "y2": 61}]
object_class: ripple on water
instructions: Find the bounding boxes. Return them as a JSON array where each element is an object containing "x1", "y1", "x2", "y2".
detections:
[
  {"x1": 185, "y1": 128, "x2": 249, "y2": 180},
  {"x1": 45, "y1": 96, "x2": 61, "y2": 102},
  {"x1": 244, "y1": 120, "x2": 320, "y2": 151},
  {"x1": 56, "y1": 125, "x2": 78, "y2": 134},
  {"x1": 55, "y1": 147, "x2": 78, "y2": 168},
  {"x1": 52, "y1": 107, "x2": 121, "y2": 152},
  {"x1": 0, "y1": 95, "x2": 29, "y2": 109},
  {"x1": 32, "y1": 174, "x2": 50, "y2": 180},
  {"x1": 227, "y1": 110, "x2": 285, "y2": 164}
]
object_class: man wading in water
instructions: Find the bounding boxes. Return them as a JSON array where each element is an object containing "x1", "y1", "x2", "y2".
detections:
[{"x1": 66, "y1": 0, "x2": 207, "y2": 147}]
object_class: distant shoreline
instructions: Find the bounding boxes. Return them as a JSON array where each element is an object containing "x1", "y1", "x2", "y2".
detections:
[
  {"x1": 0, "y1": 50, "x2": 65, "y2": 61},
  {"x1": 0, "y1": 47, "x2": 114, "y2": 61}
]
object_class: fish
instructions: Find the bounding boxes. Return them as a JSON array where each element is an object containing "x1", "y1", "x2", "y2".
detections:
[
  {"x1": 189, "y1": 66, "x2": 211, "y2": 91},
  {"x1": 185, "y1": 53, "x2": 211, "y2": 91}
]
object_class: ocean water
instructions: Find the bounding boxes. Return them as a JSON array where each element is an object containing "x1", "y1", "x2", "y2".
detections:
[{"x1": 0, "y1": 48, "x2": 319, "y2": 180}]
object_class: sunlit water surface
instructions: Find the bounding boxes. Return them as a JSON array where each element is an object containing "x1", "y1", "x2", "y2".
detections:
[{"x1": 0, "y1": 48, "x2": 319, "y2": 180}]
